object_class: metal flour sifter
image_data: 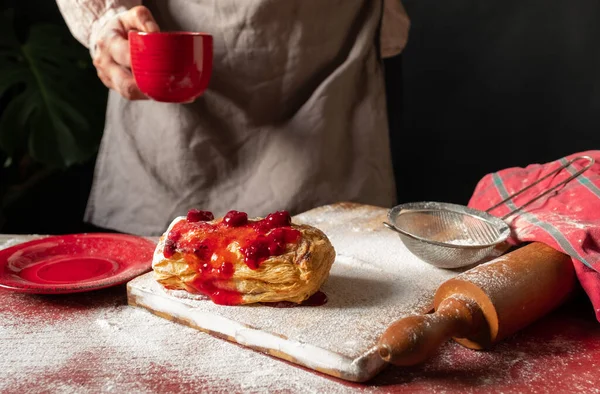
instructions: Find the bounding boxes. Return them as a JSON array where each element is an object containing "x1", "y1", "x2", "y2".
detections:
[{"x1": 384, "y1": 155, "x2": 595, "y2": 269}]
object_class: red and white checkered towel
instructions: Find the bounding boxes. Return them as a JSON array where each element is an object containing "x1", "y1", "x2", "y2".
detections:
[{"x1": 468, "y1": 150, "x2": 600, "y2": 321}]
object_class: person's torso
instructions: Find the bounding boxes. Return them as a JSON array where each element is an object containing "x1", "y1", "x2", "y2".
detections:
[{"x1": 87, "y1": 0, "x2": 396, "y2": 235}]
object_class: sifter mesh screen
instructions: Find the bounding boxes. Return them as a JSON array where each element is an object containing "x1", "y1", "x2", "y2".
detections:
[{"x1": 394, "y1": 209, "x2": 503, "y2": 246}]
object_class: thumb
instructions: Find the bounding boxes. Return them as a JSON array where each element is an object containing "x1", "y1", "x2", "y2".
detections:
[{"x1": 120, "y1": 6, "x2": 160, "y2": 33}]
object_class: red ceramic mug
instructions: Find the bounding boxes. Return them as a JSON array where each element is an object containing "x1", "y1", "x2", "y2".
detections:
[{"x1": 129, "y1": 31, "x2": 213, "y2": 103}]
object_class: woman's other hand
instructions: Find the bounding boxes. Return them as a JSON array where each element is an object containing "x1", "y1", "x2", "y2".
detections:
[{"x1": 92, "y1": 6, "x2": 160, "y2": 100}]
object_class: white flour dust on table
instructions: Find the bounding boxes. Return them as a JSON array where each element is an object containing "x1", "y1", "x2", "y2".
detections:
[
  {"x1": 128, "y1": 204, "x2": 461, "y2": 381},
  {"x1": 0, "y1": 288, "x2": 376, "y2": 393},
  {"x1": 2, "y1": 213, "x2": 600, "y2": 392},
  {"x1": 3, "y1": 287, "x2": 600, "y2": 393},
  {"x1": 0, "y1": 206, "x2": 460, "y2": 392}
]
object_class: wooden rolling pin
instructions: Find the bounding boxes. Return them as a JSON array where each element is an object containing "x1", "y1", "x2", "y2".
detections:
[{"x1": 378, "y1": 242, "x2": 577, "y2": 366}]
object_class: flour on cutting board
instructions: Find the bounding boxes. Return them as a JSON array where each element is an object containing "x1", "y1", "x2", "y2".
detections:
[
  {"x1": 2, "y1": 281, "x2": 598, "y2": 393},
  {"x1": 128, "y1": 203, "x2": 462, "y2": 381},
  {"x1": 0, "y1": 291, "x2": 384, "y2": 394}
]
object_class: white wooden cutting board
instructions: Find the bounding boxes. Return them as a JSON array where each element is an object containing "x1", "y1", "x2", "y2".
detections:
[{"x1": 127, "y1": 203, "x2": 461, "y2": 382}]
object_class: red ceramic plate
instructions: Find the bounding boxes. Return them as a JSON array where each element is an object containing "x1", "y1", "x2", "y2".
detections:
[{"x1": 0, "y1": 233, "x2": 156, "y2": 294}]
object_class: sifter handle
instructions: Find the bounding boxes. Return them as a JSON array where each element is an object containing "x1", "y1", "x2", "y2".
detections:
[{"x1": 484, "y1": 155, "x2": 595, "y2": 221}]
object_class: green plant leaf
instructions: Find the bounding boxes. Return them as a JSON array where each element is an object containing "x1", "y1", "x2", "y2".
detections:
[
  {"x1": 0, "y1": 12, "x2": 107, "y2": 168},
  {"x1": 0, "y1": 89, "x2": 36, "y2": 155}
]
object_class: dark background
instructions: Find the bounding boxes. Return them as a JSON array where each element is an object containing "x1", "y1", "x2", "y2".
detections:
[
  {"x1": 1, "y1": 0, "x2": 599, "y2": 234},
  {"x1": 389, "y1": 0, "x2": 600, "y2": 204}
]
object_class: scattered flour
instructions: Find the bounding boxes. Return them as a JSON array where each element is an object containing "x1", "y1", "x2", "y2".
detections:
[
  {"x1": 129, "y1": 204, "x2": 460, "y2": 381},
  {"x1": 3, "y1": 205, "x2": 597, "y2": 392},
  {"x1": 0, "y1": 289, "x2": 379, "y2": 393},
  {"x1": 0, "y1": 206, "x2": 460, "y2": 392},
  {"x1": 3, "y1": 286, "x2": 599, "y2": 394},
  {"x1": 0, "y1": 235, "x2": 44, "y2": 250},
  {"x1": 445, "y1": 239, "x2": 481, "y2": 246}
]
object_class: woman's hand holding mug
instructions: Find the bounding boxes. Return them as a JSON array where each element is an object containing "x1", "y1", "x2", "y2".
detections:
[{"x1": 92, "y1": 6, "x2": 160, "y2": 100}]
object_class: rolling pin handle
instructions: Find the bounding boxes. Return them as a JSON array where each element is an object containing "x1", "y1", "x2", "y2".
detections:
[{"x1": 377, "y1": 296, "x2": 484, "y2": 366}]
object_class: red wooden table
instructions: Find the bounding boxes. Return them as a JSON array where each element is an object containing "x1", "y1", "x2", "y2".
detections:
[{"x1": 1, "y1": 237, "x2": 600, "y2": 393}]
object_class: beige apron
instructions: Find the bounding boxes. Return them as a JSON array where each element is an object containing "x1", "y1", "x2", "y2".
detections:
[{"x1": 86, "y1": 0, "x2": 397, "y2": 236}]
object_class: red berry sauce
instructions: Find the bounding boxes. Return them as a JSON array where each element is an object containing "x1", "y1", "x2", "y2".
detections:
[
  {"x1": 186, "y1": 209, "x2": 214, "y2": 222},
  {"x1": 163, "y1": 209, "x2": 301, "y2": 305},
  {"x1": 223, "y1": 210, "x2": 248, "y2": 227}
]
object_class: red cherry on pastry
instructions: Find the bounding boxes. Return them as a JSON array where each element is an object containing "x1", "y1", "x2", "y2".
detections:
[
  {"x1": 242, "y1": 241, "x2": 269, "y2": 270},
  {"x1": 187, "y1": 209, "x2": 214, "y2": 222},
  {"x1": 265, "y1": 210, "x2": 292, "y2": 228},
  {"x1": 223, "y1": 210, "x2": 248, "y2": 227},
  {"x1": 163, "y1": 240, "x2": 176, "y2": 258},
  {"x1": 267, "y1": 241, "x2": 284, "y2": 255},
  {"x1": 192, "y1": 243, "x2": 211, "y2": 260}
]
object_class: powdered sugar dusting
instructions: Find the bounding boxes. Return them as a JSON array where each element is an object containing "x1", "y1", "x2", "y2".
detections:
[
  {"x1": 512, "y1": 212, "x2": 593, "y2": 241},
  {"x1": 0, "y1": 288, "x2": 379, "y2": 393},
  {"x1": 3, "y1": 284, "x2": 599, "y2": 393},
  {"x1": 446, "y1": 239, "x2": 481, "y2": 246},
  {"x1": 376, "y1": 307, "x2": 600, "y2": 393},
  {"x1": 2, "y1": 218, "x2": 600, "y2": 391},
  {"x1": 129, "y1": 204, "x2": 460, "y2": 381},
  {"x1": 457, "y1": 256, "x2": 514, "y2": 295},
  {"x1": 0, "y1": 235, "x2": 44, "y2": 250}
]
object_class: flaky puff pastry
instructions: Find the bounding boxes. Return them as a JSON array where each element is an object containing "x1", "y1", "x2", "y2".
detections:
[{"x1": 152, "y1": 216, "x2": 336, "y2": 304}]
